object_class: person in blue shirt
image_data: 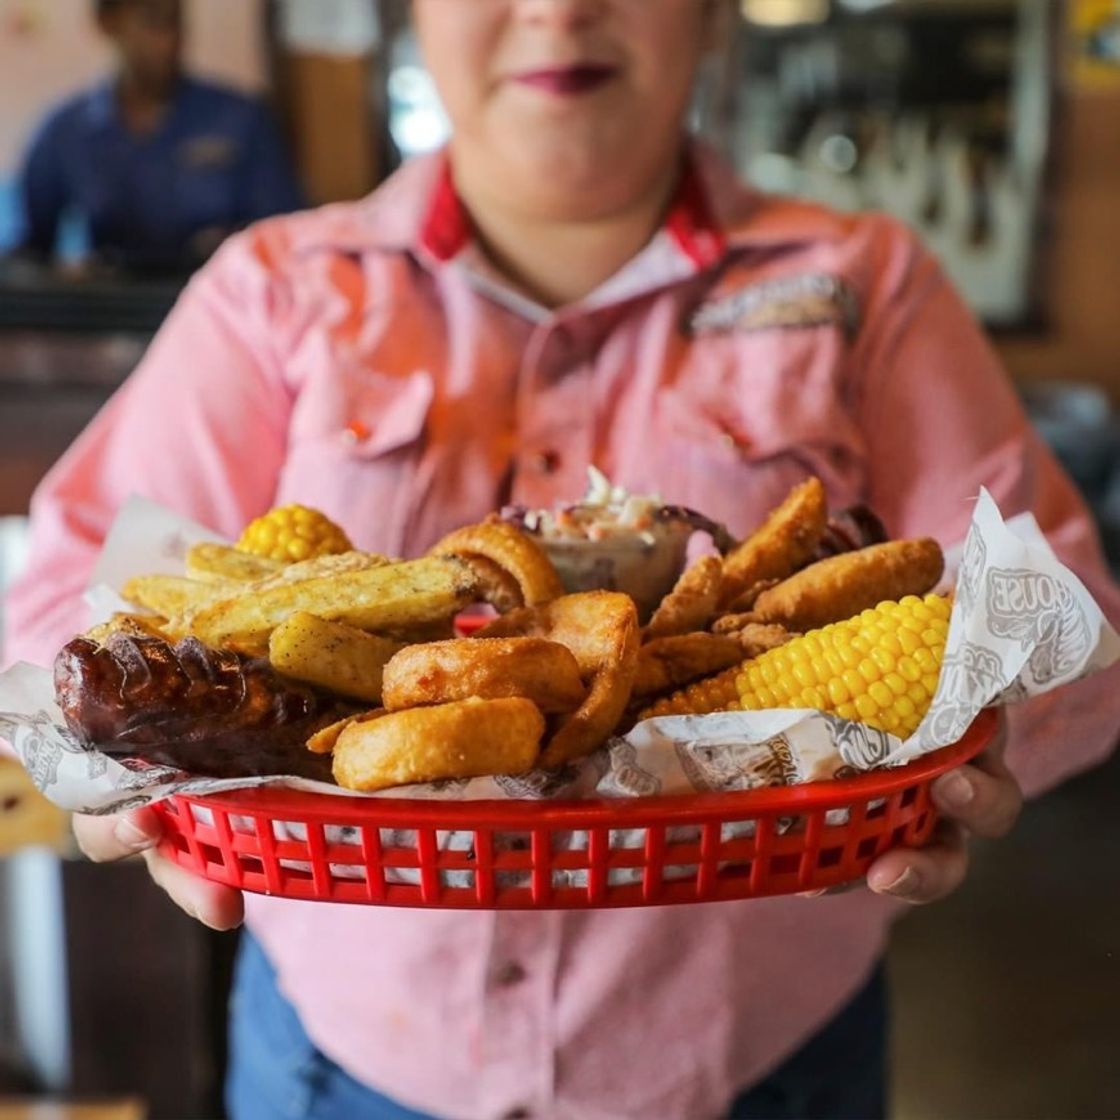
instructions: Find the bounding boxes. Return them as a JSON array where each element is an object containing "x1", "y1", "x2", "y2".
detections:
[{"x1": 11, "y1": 0, "x2": 304, "y2": 273}]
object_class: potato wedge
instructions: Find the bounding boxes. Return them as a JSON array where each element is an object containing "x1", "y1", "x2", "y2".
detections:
[
  {"x1": 248, "y1": 550, "x2": 393, "y2": 592},
  {"x1": 190, "y1": 556, "x2": 479, "y2": 651},
  {"x1": 185, "y1": 543, "x2": 284, "y2": 584},
  {"x1": 121, "y1": 574, "x2": 241, "y2": 619},
  {"x1": 83, "y1": 612, "x2": 171, "y2": 645},
  {"x1": 270, "y1": 612, "x2": 402, "y2": 703}
]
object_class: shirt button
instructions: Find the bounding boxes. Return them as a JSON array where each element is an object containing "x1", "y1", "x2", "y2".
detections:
[
  {"x1": 343, "y1": 419, "x2": 371, "y2": 442},
  {"x1": 531, "y1": 450, "x2": 561, "y2": 476},
  {"x1": 493, "y1": 961, "x2": 527, "y2": 988}
]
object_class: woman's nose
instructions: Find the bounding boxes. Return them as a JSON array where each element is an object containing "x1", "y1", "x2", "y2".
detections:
[{"x1": 512, "y1": 0, "x2": 608, "y2": 30}]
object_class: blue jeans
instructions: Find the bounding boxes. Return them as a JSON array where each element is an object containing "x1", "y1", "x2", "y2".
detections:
[{"x1": 226, "y1": 933, "x2": 886, "y2": 1120}]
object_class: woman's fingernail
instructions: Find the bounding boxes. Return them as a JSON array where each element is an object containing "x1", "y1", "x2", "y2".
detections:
[
  {"x1": 876, "y1": 866, "x2": 920, "y2": 898},
  {"x1": 113, "y1": 817, "x2": 157, "y2": 852},
  {"x1": 934, "y1": 771, "x2": 975, "y2": 809}
]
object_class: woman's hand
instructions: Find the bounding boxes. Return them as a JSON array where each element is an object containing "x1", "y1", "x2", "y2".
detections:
[
  {"x1": 72, "y1": 808, "x2": 244, "y2": 931},
  {"x1": 865, "y1": 711, "x2": 1022, "y2": 904}
]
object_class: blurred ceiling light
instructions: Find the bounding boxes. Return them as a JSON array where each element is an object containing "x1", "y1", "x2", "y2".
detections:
[
  {"x1": 835, "y1": 0, "x2": 896, "y2": 12},
  {"x1": 819, "y1": 133, "x2": 859, "y2": 173},
  {"x1": 741, "y1": 0, "x2": 830, "y2": 26}
]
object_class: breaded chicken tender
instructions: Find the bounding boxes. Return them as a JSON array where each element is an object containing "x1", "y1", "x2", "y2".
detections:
[
  {"x1": 720, "y1": 478, "x2": 828, "y2": 608},
  {"x1": 633, "y1": 633, "x2": 744, "y2": 698},
  {"x1": 750, "y1": 538, "x2": 945, "y2": 631},
  {"x1": 644, "y1": 555, "x2": 723, "y2": 640}
]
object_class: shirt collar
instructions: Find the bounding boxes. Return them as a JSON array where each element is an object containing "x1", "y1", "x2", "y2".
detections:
[
  {"x1": 82, "y1": 76, "x2": 196, "y2": 130},
  {"x1": 415, "y1": 144, "x2": 728, "y2": 272}
]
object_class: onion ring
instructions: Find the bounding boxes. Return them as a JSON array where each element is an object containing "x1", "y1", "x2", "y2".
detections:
[
  {"x1": 430, "y1": 519, "x2": 563, "y2": 608},
  {"x1": 479, "y1": 591, "x2": 639, "y2": 768},
  {"x1": 382, "y1": 637, "x2": 586, "y2": 714},
  {"x1": 331, "y1": 697, "x2": 544, "y2": 791},
  {"x1": 449, "y1": 553, "x2": 524, "y2": 613}
]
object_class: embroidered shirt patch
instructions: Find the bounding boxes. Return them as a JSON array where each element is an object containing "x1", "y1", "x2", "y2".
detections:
[{"x1": 687, "y1": 273, "x2": 860, "y2": 338}]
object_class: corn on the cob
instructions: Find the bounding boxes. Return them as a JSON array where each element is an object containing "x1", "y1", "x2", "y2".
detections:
[
  {"x1": 735, "y1": 594, "x2": 949, "y2": 738},
  {"x1": 638, "y1": 594, "x2": 950, "y2": 740},
  {"x1": 638, "y1": 664, "x2": 743, "y2": 720},
  {"x1": 238, "y1": 505, "x2": 353, "y2": 563}
]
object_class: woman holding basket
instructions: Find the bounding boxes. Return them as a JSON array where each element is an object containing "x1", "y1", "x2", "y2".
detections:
[{"x1": 7, "y1": 2, "x2": 1119, "y2": 1117}]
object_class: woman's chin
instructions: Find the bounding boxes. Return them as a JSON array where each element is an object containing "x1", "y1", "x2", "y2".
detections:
[{"x1": 498, "y1": 140, "x2": 669, "y2": 219}]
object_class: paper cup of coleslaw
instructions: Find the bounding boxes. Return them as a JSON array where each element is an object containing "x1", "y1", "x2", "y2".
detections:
[{"x1": 501, "y1": 469, "x2": 728, "y2": 620}]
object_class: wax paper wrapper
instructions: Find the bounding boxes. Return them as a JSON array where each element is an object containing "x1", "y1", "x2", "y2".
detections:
[{"x1": 1, "y1": 490, "x2": 1117, "y2": 871}]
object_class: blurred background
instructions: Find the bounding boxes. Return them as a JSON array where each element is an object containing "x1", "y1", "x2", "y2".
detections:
[{"x1": 0, "y1": 1, "x2": 1117, "y2": 1117}]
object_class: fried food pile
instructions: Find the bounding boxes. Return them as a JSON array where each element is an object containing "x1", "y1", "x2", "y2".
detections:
[
  {"x1": 54, "y1": 479, "x2": 949, "y2": 792},
  {"x1": 629, "y1": 479, "x2": 943, "y2": 719},
  {"x1": 55, "y1": 509, "x2": 638, "y2": 790}
]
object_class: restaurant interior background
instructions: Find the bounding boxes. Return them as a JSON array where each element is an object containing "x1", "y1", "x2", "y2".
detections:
[{"x1": 0, "y1": 0, "x2": 1117, "y2": 1116}]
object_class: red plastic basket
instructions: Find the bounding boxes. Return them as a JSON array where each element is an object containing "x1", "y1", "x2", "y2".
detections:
[{"x1": 153, "y1": 708, "x2": 997, "y2": 910}]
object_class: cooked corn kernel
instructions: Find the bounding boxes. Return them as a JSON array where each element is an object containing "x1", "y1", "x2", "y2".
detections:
[
  {"x1": 857, "y1": 658, "x2": 880, "y2": 684},
  {"x1": 238, "y1": 505, "x2": 353, "y2": 563},
  {"x1": 883, "y1": 672, "x2": 908, "y2": 696}
]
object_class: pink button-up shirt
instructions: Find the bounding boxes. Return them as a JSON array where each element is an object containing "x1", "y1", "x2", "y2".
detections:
[{"x1": 6, "y1": 146, "x2": 1120, "y2": 1120}]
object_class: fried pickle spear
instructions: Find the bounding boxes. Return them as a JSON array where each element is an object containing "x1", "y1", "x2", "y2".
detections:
[
  {"x1": 719, "y1": 477, "x2": 828, "y2": 608},
  {"x1": 382, "y1": 638, "x2": 586, "y2": 714},
  {"x1": 749, "y1": 538, "x2": 945, "y2": 632},
  {"x1": 331, "y1": 698, "x2": 545, "y2": 792},
  {"x1": 430, "y1": 519, "x2": 563, "y2": 608},
  {"x1": 632, "y1": 633, "x2": 744, "y2": 699},
  {"x1": 643, "y1": 555, "x2": 723, "y2": 640},
  {"x1": 479, "y1": 591, "x2": 639, "y2": 768}
]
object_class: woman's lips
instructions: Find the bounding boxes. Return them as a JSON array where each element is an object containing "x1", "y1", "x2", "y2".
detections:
[{"x1": 511, "y1": 65, "x2": 618, "y2": 95}]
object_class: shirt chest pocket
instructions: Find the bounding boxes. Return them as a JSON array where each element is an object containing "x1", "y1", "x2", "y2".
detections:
[
  {"x1": 653, "y1": 363, "x2": 868, "y2": 536},
  {"x1": 279, "y1": 368, "x2": 434, "y2": 556}
]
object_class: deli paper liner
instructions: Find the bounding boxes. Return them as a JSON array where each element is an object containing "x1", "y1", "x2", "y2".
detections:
[{"x1": 1, "y1": 489, "x2": 1117, "y2": 887}]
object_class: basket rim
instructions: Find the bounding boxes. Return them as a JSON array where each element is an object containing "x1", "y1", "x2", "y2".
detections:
[{"x1": 169, "y1": 708, "x2": 999, "y2": 828}]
